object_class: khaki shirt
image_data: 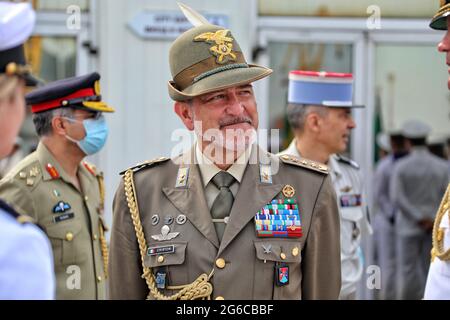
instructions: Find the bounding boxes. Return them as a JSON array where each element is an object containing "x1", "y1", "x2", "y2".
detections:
[
  {"x1": 109, "y1": 145, "x2": 341, "y2": 300},
  {"x1": 195, "y1": 143, "x2": 250, "y2": 208},
  {"x1": 0, "y1": 142, "x2": 107, "y2": 300}
]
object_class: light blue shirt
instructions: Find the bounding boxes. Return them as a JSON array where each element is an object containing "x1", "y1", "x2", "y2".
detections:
[{"x1": 0, "y1": 209, "x2": 55, "y2": 299}]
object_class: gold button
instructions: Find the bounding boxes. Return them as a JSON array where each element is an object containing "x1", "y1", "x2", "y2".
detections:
[
  {"x1": 5, "y1": 62, "x2": 17, "y2": 75},
  {"x1": 157, "y1": 255, "x2": 165, "y2": 263},
  {"x1": 65, "y1": 232, "x2": 74, "y2": 241},
  {"x1": 292, "y1": 247, "x2": 299, "y2": 257},
  {"x1": 280, "y1": 253, "x2": 286, "y2": 260},
  {"x1": 84, "y1": 196, "x2": 89, "y2": 201},
  {"x1": 97, "y1": 276, "x2": 102, "y2": 282},
  {"x1": 215, "y1": 296, "x2": 225, "y2": 300},
  {"x1": 216, "y1": 258, "x2": 226, "y2": 269},
  {"x1": 62, "y1": 100, "x2": 68, "y2": 106},
  {"x1": 93, "y1": 234, "x2": 98, "y2": 240}
]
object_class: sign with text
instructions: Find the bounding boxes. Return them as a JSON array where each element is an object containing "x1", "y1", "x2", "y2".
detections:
[{"x1": 128, "y1": 10, "x2": 229, "y2": 40}]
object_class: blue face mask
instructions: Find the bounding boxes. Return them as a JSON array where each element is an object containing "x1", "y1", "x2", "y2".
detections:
[{"x1": 65, "y1": 115, "x2": 109, "y2": 155}]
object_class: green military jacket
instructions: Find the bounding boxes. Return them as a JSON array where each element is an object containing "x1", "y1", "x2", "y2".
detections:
[
  {"x1": 0, "y1": 142, "x2": 108, "y2": 300},
  {"x1": 109, "y1": 145, "x2": 341, "y2": 300}
]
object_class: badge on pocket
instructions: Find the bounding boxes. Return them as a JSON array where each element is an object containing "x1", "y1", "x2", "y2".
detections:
[{"x1": 275, "y1": 263, "x2": 289, "y2": 287}]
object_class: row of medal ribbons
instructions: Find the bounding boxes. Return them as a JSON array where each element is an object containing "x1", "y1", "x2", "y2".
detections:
[{"x1": 255, "y1": 199, "x2": 302, "y2": 238}]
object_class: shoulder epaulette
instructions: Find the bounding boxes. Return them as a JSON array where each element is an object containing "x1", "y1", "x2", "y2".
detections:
[
  {"x1": 335, "y1": 154, "x2": 360, "y2": 169},
  {"x1": 279, "y1": 154, "x2": 328, "y2": 174},
  {"x1": 119, "y1": 157, "x2": 170, "y2": 175},
  {"x1": 11, "y1": 162, "x2": 42, "y2": 188},
  {"x1": 0, "y1": 199, "x2": 35, "y2": 224}
]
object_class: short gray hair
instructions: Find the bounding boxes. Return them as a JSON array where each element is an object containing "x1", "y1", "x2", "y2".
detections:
[
  {"x1": 286, "y1": 103, "x2": 328, "y2": 131},
  {"x1": 32, "y1": 108, "x2": 75, "y2": 137}
]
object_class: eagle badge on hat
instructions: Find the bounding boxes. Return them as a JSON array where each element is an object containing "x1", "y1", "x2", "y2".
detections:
[{"x1": 194, "y1": 29, "x2": 237, "y2": 64}]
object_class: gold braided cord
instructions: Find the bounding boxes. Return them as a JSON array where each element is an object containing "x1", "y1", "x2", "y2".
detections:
[
  {"x1": 99, "y1": 224, "x2": 109, "y2": 278},
  {"x1": 97, "y1": 172, "x2": 106, "y2": 207},
  {"x1": 123, "y1": 169, "x2": 213, "y2": 300},
  {"x1": 97, "y1": 172, "x2": 109, "y2": 278},
  {"x1": 431, "y1": 184, "x2": 450, "y2": 262}
]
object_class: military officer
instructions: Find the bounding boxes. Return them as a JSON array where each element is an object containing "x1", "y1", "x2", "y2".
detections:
[
  {"x1": 390, "y1": 120, "x2": 449, "y2": 299},
  {"x1": 0, "y1": 1, "x2": 55, "y2": 299},
  {"x1": 0, "y1": 72, "x2": 114, "y2": 299},
  {"x1": 279, "y1": 70, "x2": 372, "y2": 300},
  {"x1": 424, "y1": 0, "x2": 450, "y2": 299},
  {"x1": 109, "y1": 5, "x2": 341, "y2": 300}
]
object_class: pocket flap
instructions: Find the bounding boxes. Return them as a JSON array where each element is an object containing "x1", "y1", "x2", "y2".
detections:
[
  {"x1": 254, "y1": 239, "x2": 301, "y2": 263},
  {"x1": 144, "y1": 242, "x2": 187, "y2": 268},
  {"x1": 45, "y1": 219, "x2": 82, "y2": 240},
  {"x1": 340, "y1": 207, "x2": 364, "y2": 222}
]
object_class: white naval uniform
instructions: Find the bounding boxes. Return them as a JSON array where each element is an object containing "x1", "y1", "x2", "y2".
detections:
[
  {"x1": 279, "y1": 139, "x2": 372, "y2": 299},
  {"x1": 0, "y1": 200, "x2": 55, "y2": 299},
  {"x1": 424, "y1": 187, "x2": 450, "y2": 300}
]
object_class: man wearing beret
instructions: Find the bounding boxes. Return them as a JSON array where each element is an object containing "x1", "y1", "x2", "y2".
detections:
[
  {"x1": 109, "y1": 5, "x2": 341, "y2": 300},
  {"x1": 0, "y1": 72, "x2": 114, "y2": 299},
  {"x1": 424, "y1": 0, "x2": 450, "y2": 300}
]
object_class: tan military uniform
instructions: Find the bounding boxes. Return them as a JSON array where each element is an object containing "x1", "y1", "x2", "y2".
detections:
[
  {"x1": 0, "y1": 142, "x2": 108, "y2": 300},
  {"x1": 109, "y1": 145, "x2": 341, "y2": 300}
]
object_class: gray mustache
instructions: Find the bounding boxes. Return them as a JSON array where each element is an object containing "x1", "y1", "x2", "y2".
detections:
[{"x1": 219, "y1": 116, "x2": 252, "y2": 128}]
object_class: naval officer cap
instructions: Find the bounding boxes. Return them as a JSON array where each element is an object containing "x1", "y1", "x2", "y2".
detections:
[
  {"x1": 26, "y1": 72, "x2": 115, "y2": 114},
  {"x1": 430, "y1": 0, "x2": 450, "y2": 30},
  {"x1": 0, "y1": 2, "x2": 39, "y2": 86},
  {"x1": 401, "y1": 120, "x2": 431, "y2": 139},
  {"x1": 288, "y1": 70, "x2": 364, "y2": 108}
]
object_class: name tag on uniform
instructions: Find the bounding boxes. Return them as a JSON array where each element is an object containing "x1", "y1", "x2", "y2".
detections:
[
  {"x1": 340, "y1": 194, "x2": 362, "y2": 207},
  {"x1": 147, "y1": 245, "x2": 175, "y2": 256},
  {"x1": 53, "y1": 212, "x2": 75, "y2": 223}
]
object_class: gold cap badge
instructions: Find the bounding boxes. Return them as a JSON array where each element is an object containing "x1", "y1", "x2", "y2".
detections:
[{"x1": 194, "y1": 29, "x2": 237, "y2": 64}]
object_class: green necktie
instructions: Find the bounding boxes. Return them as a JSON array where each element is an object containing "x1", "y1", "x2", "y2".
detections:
[{"x1": 211, "y1": 171, "x2": 235, "y2": 241}]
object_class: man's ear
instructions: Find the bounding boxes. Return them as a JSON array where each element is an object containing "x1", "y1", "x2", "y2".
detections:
[
  {"x1": 51, "y1": 116, "x2": 67, "y2": 136},
  {"x1": 174, "y1": 101, "x2": 194, "y2": 131},
  {"x1": 306, "y1": 112, "x2": 321, "y2": 133}
]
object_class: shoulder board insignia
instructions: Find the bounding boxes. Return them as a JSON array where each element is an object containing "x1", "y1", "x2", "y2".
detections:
[
  {"x1": 0, "y1": 199, "x2": 34, "y2": 224},
  {"x1": 279, "y1": 154, "x2": 328, "y2": 174},
  {"x1": 335, "y1": 154, "x2": 360, "y2": 169},
  {"x1": 119, "y1": 157, "x2": 170, "y2": 175},
  {"x1": 16, "y1": 215, "x2": 36, "y2": 224},
  {"x1": 83, "y1": 161, "x2": 97, "y2": 176}
]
